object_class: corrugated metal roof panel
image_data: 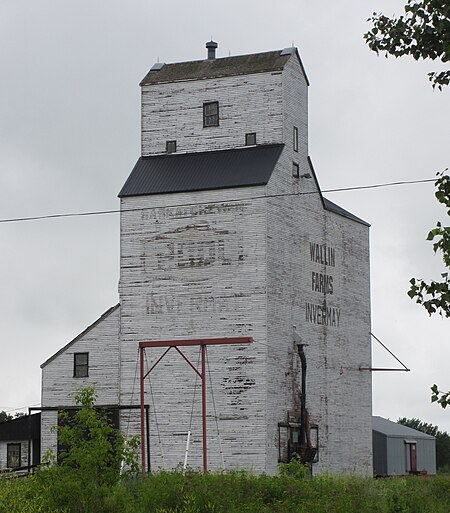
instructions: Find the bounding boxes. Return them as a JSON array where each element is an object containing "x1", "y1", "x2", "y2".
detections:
[
  {"x1": 372, "y1": 416, "x2": 435, "y2": 439},
  {"x1": 118, "y1": 144, "x2": 284, "y2": 198}
]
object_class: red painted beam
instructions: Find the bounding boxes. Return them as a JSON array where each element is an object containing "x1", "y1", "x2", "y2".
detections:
[
  {"x1": 201, "y1": 344, "x2": 207, "y2": 473},
  {"x1": 140, "y1": 347, "x2": 146, "y2": 475},
  {"x1": 138, "y1": 336, "x2": 253, "y2": 474},
  {"x1": 139, "y1": 337, "x2": 253, "y2": 348}
]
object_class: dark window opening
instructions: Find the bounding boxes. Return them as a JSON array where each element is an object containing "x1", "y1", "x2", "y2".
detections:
[
  {"x1": 7, "y1": 443, "x2": 21, "y2": 468},
  {"x1": 203, "y1": 101, "x2": 219, "y2": 127},
  {"x1": 245, "y1": 133, "x2": 257, "y2": 146},
  {"x1": 293, "y1": 126, "x2": 298, "y2": 152},
  {"x1": 292, "y1": 162, "x2": 299, "y2": 178},
  {"x1": 57, "y1": 408, "x2": 120, "y2": 464},
  {"x1": 74, "y1": 352, "x2": 89, "y2": 378},
  {"x1": 166, "y1": 140, "x2": 177, "y2": 154}
]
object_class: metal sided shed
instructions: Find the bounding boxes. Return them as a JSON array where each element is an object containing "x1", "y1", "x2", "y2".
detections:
[{"x1": 372, "y1": 416, "x2": 436, "y2": 476}]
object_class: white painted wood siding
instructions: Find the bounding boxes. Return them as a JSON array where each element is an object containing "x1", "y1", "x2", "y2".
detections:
[
  {"x1": 40, "y1": 306, "x2": 120, "y2": 458},
  {"x1": 266, "y1": 188, "x2": 372, "y2": 475},
  {"x1": 253, "y1": 54, "x2": 372, "y2": 475},
  {"x1": 141, "y1": 71, "x2": 283, "y2": 156},
  {"x1": 119, "y1": 187, "x2": 268, "y2": 472}
]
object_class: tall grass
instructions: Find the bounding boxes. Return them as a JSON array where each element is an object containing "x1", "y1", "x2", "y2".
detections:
[{"x1": 1, "y1": 469, "x2": 449, "y2": 513}]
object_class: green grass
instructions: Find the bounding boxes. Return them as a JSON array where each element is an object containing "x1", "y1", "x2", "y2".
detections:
[{"x1": 1, "y1": 469, "x2": 450, "y2": 513}]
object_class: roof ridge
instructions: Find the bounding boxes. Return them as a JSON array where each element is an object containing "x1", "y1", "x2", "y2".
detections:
[{"x1": 160, "y1": 49, "x2": 285, "y2": 67}]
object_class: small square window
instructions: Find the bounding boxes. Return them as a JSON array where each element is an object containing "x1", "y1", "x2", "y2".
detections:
[
  {"x1": 203, "y1": 101, "x2": 219, "y2": 127},
  {"x1": 74, "y1": 352, "x2": 89, "y2": 378},
  {"x1": 293, "y1": 126, "x2": 298, "y2": 152},
  {"x1": 166, "y1": 140, "x2": 177, "y2": 154},
  {"x1": 292, "y1": 162, "x2": 299, "y2": 178},
  {"x1": 7, "y1": 443, "x2": 21, "y2": 468},
  {"x1": 245, "y1": 133, "x2": 256, "y2": 146}
]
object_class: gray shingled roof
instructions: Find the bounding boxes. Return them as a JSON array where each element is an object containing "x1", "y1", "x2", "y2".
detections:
[
  {"x1": 140, "y1": 48, "x2": 309, "y2": 86},
  {"x1": 372, "y1": 416, "x2": 435, "y2": 439},
  {"x1": 118, "y1": 144, "x2": 284, "y2": 198}
]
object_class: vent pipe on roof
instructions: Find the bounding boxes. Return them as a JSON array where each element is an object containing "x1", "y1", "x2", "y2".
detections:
[{"x1": 206, "y1": 40, "x2": 218, "y2": 60}]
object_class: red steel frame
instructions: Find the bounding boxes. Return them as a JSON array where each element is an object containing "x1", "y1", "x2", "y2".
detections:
[{"x1": 139, "y1": 337, "x2": 253, "y2": 474}]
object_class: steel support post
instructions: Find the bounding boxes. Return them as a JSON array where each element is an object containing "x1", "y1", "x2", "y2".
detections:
[
  {"x1": 201, "y1": 343, "x2": 207, "y2": 473},
  {"x1": 140, "y1": 347, "x2": 146, "y2": 475}
]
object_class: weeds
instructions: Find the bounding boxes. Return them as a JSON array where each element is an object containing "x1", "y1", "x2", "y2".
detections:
[{"x1": 1, "y1": 470, "x2": 450, "y2": 513}]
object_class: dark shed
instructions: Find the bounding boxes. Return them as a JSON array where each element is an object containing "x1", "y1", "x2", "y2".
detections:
[{"x1": 0, "y1": 413, "x2": 41, "y2": 469}]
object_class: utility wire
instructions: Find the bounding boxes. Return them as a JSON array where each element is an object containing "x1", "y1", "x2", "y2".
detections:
[
  {"x1": 0, "y1": 403, "x2": 41, "y2": 413},
  {"x1": 0, "y1": 177, "x2": 436, "y2": 225}
]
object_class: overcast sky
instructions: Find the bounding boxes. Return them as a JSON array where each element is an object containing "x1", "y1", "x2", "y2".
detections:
[{"x1": 1, "y1": 1, "x2": 449, "y2": 434}]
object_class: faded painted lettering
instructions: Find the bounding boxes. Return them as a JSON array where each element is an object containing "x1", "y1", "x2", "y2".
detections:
[
  {"x1": 305, "y1": 302, "x2": 341, "y2": 327},
  {"x1": 309, "y1": 242, "x2": 335, "y2": 267},
  {"x1": 311, "y1": 272, "x2": 333, "y2": 295}
]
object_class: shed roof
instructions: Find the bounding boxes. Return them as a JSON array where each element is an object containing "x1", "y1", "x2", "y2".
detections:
[
  {"x1": 372, "y1": 416, "x2": 435, "y2": 439},
  {"x1": 0, "y1": 413, "x2": 41, "y2": 441},
  {"x1": 140, "y1": 48, "x2": 309, "y2": 86},
  {"x1": 118, "y1": 144, "x2": 284, "y2": 198}
]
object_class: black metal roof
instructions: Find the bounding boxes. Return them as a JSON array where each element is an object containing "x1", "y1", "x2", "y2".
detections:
[
  {"x1": 0, "y1": 413, "x2": 41, "y2": 441},
  {"x1": 140, "y1": 48, "x2": 310, "y2": 86},
  {"x1": 118, "y1": 144, "x2": 284, "y2": 198},
  {"x1": 306, "y1": 157, "x2": 369, "y2": 227},
  {"x1": 323, "y1": 198, "x2": 370, "y2": 227}
]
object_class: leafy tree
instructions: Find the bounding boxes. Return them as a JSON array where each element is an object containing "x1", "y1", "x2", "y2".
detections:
[
  {"x1": 398, "y1": 416, "x2": 438, "y2": 435},
  {"x1": 36, "y1": 386, "x2": 139, "y2": 512},
  {"x1": 408, "y1": 172, "x2": 450, "y2": 318},
  {"x1": 364, "y1": 0, "x2": 450, "y2": 89},
  {"x1": 398, "y1": 417, "x2": 450, "y2": 471},
  {"x1": 0, "y1": 411, "x2": 12, "y2": 423},
  {"x1": 366, "y1": 3, "x2": 450, "y2": 407},
  {"x1": 408, "y1": 172, "x2": 450, "y2": 408},
  {"x1": 431, "y1": 384, "x2": 450, "y2": 408}
]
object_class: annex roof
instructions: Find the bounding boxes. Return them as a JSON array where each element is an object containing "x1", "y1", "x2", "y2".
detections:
[
  {"x1": 118, "y1": 144, "x2": 284, "y2": 198},
  {"x1": 40, "y1": 304, "x2": 120, "y2": 369},
  {"x1": 140, "y1": 48, "x2": 309, "y2": 86},
  {"x1": 372, "y1": 416, "x2": 435, "y2": 440}
]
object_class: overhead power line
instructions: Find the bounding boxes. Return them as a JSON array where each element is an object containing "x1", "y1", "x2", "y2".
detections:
[
  {"x1": 0, "y1": 177, "x2": 436, "y2": 225},
  {"x1": 0, "y1": 403, "x2": 41, "y2": 413}
]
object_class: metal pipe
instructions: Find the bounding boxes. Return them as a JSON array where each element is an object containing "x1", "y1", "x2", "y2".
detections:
[
  {"x1": 359, "y1": 367, "x2": 410, "y2": 372},
  {"x1": 370, "y1": 332, "x2": 409, "y2": 371},
  {"x1": 297, "y1": 344, "x2": 307, "y2": 449},
  {"x1": 183, "y1": 430, "x2": 191, "y2": 470}
]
